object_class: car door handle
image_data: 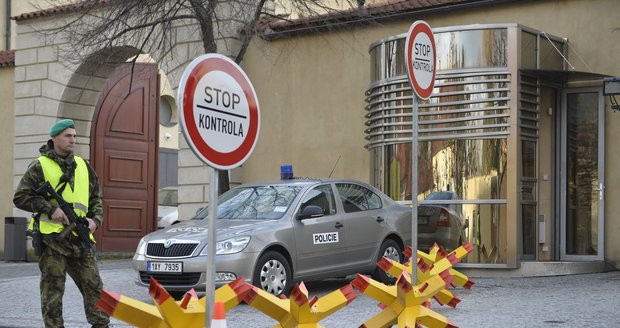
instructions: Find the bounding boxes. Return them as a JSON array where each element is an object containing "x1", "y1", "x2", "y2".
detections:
[
  {"x1": 335, "y1": 222, "x2": 344, "y2": 228},
  {"x1": 376, "y1": 216, "x2": 384, "y2": 223}
]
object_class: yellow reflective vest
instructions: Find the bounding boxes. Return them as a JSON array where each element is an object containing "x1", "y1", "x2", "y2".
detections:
[{"x1": 35, "y1": 155, "x2": 95, "y2": 241}]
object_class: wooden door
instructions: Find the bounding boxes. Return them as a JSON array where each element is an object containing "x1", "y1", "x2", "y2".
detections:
[{"x1": 91, "y1": 63, "x2": 159, "y2": 252}]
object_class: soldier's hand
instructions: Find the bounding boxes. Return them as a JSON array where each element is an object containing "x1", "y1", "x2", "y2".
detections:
[
  {"x1": 86, "y1": 218, "x2": 97, "y2": 233},
  {"x1": 51, "y1": 207, "x2": 69, "y2": 225}
]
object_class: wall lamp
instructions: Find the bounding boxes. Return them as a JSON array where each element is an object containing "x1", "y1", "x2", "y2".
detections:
[{"x1": 603, "y1": 77, "x2": 620, "y2": 112}]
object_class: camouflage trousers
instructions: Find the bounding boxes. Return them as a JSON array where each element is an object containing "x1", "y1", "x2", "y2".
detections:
[{"x1": 38, "y1": 237, "x2": 110, "y2": 328}]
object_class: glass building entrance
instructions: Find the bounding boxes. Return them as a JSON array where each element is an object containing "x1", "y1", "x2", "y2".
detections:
[
  {"x1": 365, "y1": 24, "x2": 605, "y2": 268},
  {"x1": 561, "y1": 89, "x2": 605, "y2": 261}
]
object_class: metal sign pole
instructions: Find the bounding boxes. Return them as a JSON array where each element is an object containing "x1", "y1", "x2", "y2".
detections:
[
  {"x1": 204, "y1": 167, "x2": 219, "y2": 328},
  {"x1": 178, "y1": 54, "x2": 258, "y2": 327},
  {"x1": 411, "y1": 95, "x2": 419, "y2": 284},
  {"x1": 405, "y1": 19, "x2": 434, "y2": 286}
]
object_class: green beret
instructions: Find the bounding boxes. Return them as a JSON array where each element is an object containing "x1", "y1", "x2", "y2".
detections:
[{"x1": 50, "y1": 119, "x2": 75, "y2": 137}]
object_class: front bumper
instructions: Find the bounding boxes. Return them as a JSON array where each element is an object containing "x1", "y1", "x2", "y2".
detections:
[{"x1": 132, "y1": 251, "x2": 258, "y2": 292}]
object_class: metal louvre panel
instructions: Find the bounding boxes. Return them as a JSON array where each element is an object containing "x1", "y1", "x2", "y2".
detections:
[
  {"x1": 365, "y1": 71, "x2": 511, "y2": 148},
  {"x1": 146, "y1": 242, "x2": 199, "y2": 258},
  {"x1": 519, "y1": 73, "x2": 540, "y2": 138}
]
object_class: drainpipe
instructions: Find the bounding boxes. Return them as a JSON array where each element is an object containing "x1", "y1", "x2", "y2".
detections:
[{"x1": 5, "y1": 0, "x2": 11, "y2": 49}]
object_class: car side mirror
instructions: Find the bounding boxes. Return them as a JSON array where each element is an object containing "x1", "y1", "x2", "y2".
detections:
[{"x1": 297, "y1": 205, "x2": 324, "y2": 220}]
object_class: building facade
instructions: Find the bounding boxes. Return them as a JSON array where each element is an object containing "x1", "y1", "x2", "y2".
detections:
[
  {"x1": 241, "y1": 0, "x2": 620, "y2": 272},
  {"x1": 2, "y1": 0, "x2": 619, "y2": 273}
]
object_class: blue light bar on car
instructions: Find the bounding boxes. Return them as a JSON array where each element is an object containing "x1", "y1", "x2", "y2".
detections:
[{"x1": 281, "y1": 164, "x2": 293, "y2": 179}]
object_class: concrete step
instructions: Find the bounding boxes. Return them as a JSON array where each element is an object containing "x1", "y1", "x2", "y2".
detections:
[{"x1": 459, "y1": 261, "x2": 616, "y2": 278}]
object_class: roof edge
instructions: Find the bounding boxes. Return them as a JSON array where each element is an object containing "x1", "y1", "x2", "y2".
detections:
[
  {"x1": 260, "y1": 0, "x2": 524, "y2": 40},
  {"x1": 12, "y1": 0, "x2": 109, "y2": 22}
]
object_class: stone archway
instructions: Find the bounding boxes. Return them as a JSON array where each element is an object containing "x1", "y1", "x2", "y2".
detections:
[
  {"x1": 91, "y1": 63, "x2": 160, "y2": 252},
  {"x1": 56, "y1": 48, "x2": 161, "y2": 252}
]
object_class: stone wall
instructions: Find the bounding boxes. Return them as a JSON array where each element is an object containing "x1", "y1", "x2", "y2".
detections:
[
  {"x1": 12, "y1": 4, "x2": 249, "y2": 236},
  {"x1": 0, "y1": 65, "x2": 15, "y2": 258}
]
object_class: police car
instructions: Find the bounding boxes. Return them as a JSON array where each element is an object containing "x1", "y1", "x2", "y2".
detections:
[{"x1": 132, "y1": 177, "x2": 412, "y2": 297}]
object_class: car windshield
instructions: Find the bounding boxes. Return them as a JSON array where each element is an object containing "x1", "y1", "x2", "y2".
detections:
[
  {"x1": 425, "y1": 191, "x2": 455, "y2": 200},
  {"x1": 194, "y1": 185, "x2": 303, "y2": 220}
]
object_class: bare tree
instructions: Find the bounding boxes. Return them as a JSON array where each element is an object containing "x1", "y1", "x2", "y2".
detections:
[{"x1": 35, "y1": 0, "x2": 362, "y2": 194}]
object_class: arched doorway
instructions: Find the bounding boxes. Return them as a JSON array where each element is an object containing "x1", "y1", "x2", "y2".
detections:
[{"x1": 91, "y1": 63, "x2": 160, "y2": 252}]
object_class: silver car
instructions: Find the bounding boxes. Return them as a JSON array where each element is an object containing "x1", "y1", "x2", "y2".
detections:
[
  {"x1": 157, "y1": 186, "x2": 179, "y2": 229},
  {"x1": 132, "y1": 179, "x2": 412, "y2": 298},
  {"x1": 418, "y1": 191, "x2": 467, "y2": 252}
]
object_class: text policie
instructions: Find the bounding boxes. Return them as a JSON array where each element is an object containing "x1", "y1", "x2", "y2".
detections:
[{"x1": 197, "y1": 86, "x2": 245, "y2": 137}]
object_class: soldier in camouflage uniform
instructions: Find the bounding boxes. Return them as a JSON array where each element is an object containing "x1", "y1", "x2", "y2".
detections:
[{"x1": 13, "y1": 119, "x2": 110, "y2": 328}]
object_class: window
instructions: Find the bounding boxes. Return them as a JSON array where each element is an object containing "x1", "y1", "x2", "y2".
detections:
[
  {"x1": 158, "y1": 187, "x2": 178, "y2": 206},
  {"x1": 300, "y1": 185, "x2": 336, "y2": 216},
  {"x1": 159, "y1": 95, "x2": 178, "y2": 127},
  {"x1": 208, "y1": 185, "x2": 302, "y2": 220},
  {"x1": 336, "y1": 183, "x2": 382, "y2": 213}
]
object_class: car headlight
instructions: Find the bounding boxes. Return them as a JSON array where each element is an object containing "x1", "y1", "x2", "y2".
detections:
[
  {"x1": 135, "y1": 239, "x2": 147, "y2": 255},
  {"x1": 200, "y1": 236, "x2": 251, "y2": 255}
]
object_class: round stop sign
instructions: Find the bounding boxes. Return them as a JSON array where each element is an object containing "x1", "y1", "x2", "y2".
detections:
[
  {"x1": 405, "y1": 21, "x2": 436, "y2": 100},
  {"x1": 177, "y1": 54, "x2": 260, "y2": 170}
]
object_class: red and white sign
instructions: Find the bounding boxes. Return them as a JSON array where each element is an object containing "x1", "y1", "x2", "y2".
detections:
[
  {"x1": 405, "y1": 21, "x2": 436, "y2": 100},
  {"x1": 177, "y1": 54, "x2": 260, "y2": 170}
]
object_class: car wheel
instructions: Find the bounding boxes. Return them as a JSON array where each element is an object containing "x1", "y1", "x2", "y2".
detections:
[
  {"x1": 373, "y1": 239, "x2": 403, "y2": 285},
  {"x1": 253, "y1": 251, "x2": 292, "y2": 297}
]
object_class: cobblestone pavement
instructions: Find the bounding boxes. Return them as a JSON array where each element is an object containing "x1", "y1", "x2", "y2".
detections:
[{"x1": 1, "y1": 259, "x2": 618, "y2": 327}]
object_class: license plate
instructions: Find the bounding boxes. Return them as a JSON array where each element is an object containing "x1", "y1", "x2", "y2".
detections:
[{"x1": 147, "y1": 261, "x2": 183, "y2": 273}]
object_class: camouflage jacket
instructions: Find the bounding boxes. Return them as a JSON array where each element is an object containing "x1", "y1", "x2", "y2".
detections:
[{"x1": 13, "y1": 140, "x2": 104, "y2": 228}]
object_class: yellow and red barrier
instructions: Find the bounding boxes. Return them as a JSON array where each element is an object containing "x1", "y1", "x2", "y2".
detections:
[
  {"x1": 405, "y1": 243, "x2": 475, "y2": 290},
  {"x1": 378, "y1": 242, "x2": 474, "y2": 308},
  {"x1": 96, "y1": 242, "x2": 475, "y2": 327},
  {"x1": 243, "y1": 281, "x2": 357, "y2": 328},
  {"x1": 96, "y1": 277, "x2": 252, "y2": 327},
  {"x1": 352, "y1": 272, "x2": 456, "y2": 328}
]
